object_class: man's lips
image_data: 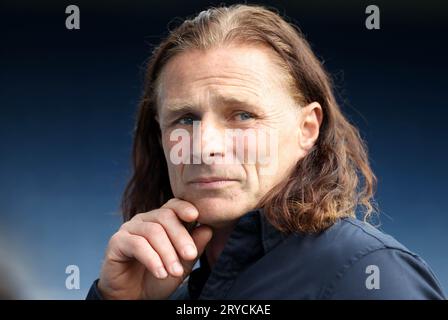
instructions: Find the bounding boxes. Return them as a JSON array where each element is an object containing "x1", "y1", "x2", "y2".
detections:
[
  {"x1": 187, "y1": 177, "x2": 239, "y2": 188},
  {"x1": 189, "y1": 177, "x2": 237, "y2": 183}
]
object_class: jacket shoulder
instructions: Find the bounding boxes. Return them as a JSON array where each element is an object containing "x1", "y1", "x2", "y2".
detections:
[
  {"x1": 332, "y1": 217, "x2": 411, "y2": 253},
  {"x1": 279, "y1": 217, "x2": 446, "y2": 299}
]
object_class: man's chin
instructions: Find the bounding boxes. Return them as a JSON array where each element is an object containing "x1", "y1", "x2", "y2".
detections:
[{"x1": 188, "y1": 197, "x2": 253, "y2": 228}]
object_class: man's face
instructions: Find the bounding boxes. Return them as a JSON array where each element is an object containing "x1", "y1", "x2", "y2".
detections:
[{"x1": 156, "y1": 45, "x2": 321, "y2": 228}]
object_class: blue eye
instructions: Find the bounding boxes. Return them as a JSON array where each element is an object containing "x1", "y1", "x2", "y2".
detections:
[
  {"x1": 235, "y1": 112, "x2": 254, "y2": 121},
  {"x1": 177, "y1": 116, "x2": 196, "y2": 125}
]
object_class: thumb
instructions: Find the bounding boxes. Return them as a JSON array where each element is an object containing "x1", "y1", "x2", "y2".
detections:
[{"x1": 182, "y1": 224, "x2": 213, "y2": 273}]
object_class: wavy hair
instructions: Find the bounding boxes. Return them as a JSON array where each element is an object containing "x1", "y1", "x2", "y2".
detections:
[{"x1": 122, "y1": 4, "x2": 377, "y2": 233}]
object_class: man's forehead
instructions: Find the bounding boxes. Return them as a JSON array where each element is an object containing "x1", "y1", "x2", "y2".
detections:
[
  {"x1": 155, "y1": 46, "x2": 296, "y2": 117},
  {"x1": 160, "y1": 46, "x2": 285, "y2": 87}
]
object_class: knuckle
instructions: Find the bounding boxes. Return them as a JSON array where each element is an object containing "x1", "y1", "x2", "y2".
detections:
[
  {"x1": 132, "y1": 210, "x2": 157, "y2": 222},
  {"x1": 131, "y1": 212, "x2": 143, "y2": 221},
  {"x1": 130, "y1": 235, "x2": 147, "y2": 251},
  {"x1": 120, "y1": 220, "x2": 132, "y2": 231},
  {"x1": 131, "y1": 212, "x2": 148, "y2": 222},
  {"x1": 128, "y1": 212, "x2": 144, "y2": 222},
  {"x1": 144, "y1": 222, "x2": 165, "y2": 237},
  {"x1": 164, "y1": 198, "x2": 177, "y2": 206},
  {"x1": 108, "y1": 230, "x2": 124, "y2": 247},
  {"x1": 157, "y1": 208, "x2": 176, "y2": 223}
]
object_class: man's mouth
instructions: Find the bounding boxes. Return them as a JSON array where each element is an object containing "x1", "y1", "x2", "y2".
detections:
[{"x1": 187, "y1": 177, "x2": 239, "y2": 189}]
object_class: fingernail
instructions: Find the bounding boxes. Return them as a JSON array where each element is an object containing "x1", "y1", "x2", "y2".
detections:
[
  {"x1": 156, "y1": 267, "x2": 168, "y2": 279},
  {"x1": 171, "y1": 262, "x2": 183, "y2": 275},
  {"x1": 183, "y1": 244, "x2": 197, "y2": 259}
]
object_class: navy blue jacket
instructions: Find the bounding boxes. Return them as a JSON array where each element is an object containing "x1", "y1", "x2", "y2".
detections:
[{"x1": 87, "y1": 209, "x2": 446, "y2": 299}]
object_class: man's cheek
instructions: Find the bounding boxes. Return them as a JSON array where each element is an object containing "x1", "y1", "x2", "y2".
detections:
[
  {"x1": 166, "y1": 164, "x2": 184, "y2": 194},
  {"x1": 162, "y1": 137, "x2": 174, "y2": 164}
]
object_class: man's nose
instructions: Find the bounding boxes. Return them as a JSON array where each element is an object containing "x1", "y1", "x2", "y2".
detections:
[{"x1": 193, "y1": 117, "x2": 226, "y2": 163}]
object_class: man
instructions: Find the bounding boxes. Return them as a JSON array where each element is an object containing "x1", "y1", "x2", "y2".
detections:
[{"x1": 87, "y1": 4, "x2": 446, "y2": 299}]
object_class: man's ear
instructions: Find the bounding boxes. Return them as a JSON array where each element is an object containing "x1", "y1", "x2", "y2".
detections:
[{"x1": 298, "y1": 102, "x2": 323, "y2": 151}]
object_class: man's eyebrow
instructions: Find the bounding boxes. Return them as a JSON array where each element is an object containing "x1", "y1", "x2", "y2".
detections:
[
  {"x1": 216, "y1": 96, "x2": 259, "y2": 110},
  {"x1": 161, "y1": 103, "x2": 200, "y2": 118},
  {"x1": 217, "y1": 96, "x2": 268, "y2": 117},
  {"x1": 161, "y1": 95, "x2": 262, "y2": 118}
]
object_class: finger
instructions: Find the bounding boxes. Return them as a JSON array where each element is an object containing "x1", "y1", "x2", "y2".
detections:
[
  {"x1": 126, "y1": 221, "x2": 185, "y2": 278},
  {"x1": 155, "y1": 208, "x2": 198, "y2": 261},
  {"x1": 131, "y1": 198, "x2": 198, "y2": 226},
  {"x1": 133, "y1": 208, "x2": 198, "y2": 260},
  {"x1": 110, "y1": 231, "x2": 168, "y2": 280},
  {"x1": 162, "y1": 198, "x2": 199, "y2": 223},
  {"x1": 182, "y1": 225, "x2": 213, "y2": 273}
]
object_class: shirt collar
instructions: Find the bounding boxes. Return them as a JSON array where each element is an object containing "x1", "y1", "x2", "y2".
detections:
[
  {"x1": 258, "y1": 208, "x2": 289, "y2": 253},
  {"x1": 188, "y1": 207, "x2": 288, "y2": 299}
]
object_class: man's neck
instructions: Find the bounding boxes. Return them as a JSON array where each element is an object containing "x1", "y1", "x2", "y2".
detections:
[{"x1": 205, "y1": 223, "x2": 236, "y2": 268}]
